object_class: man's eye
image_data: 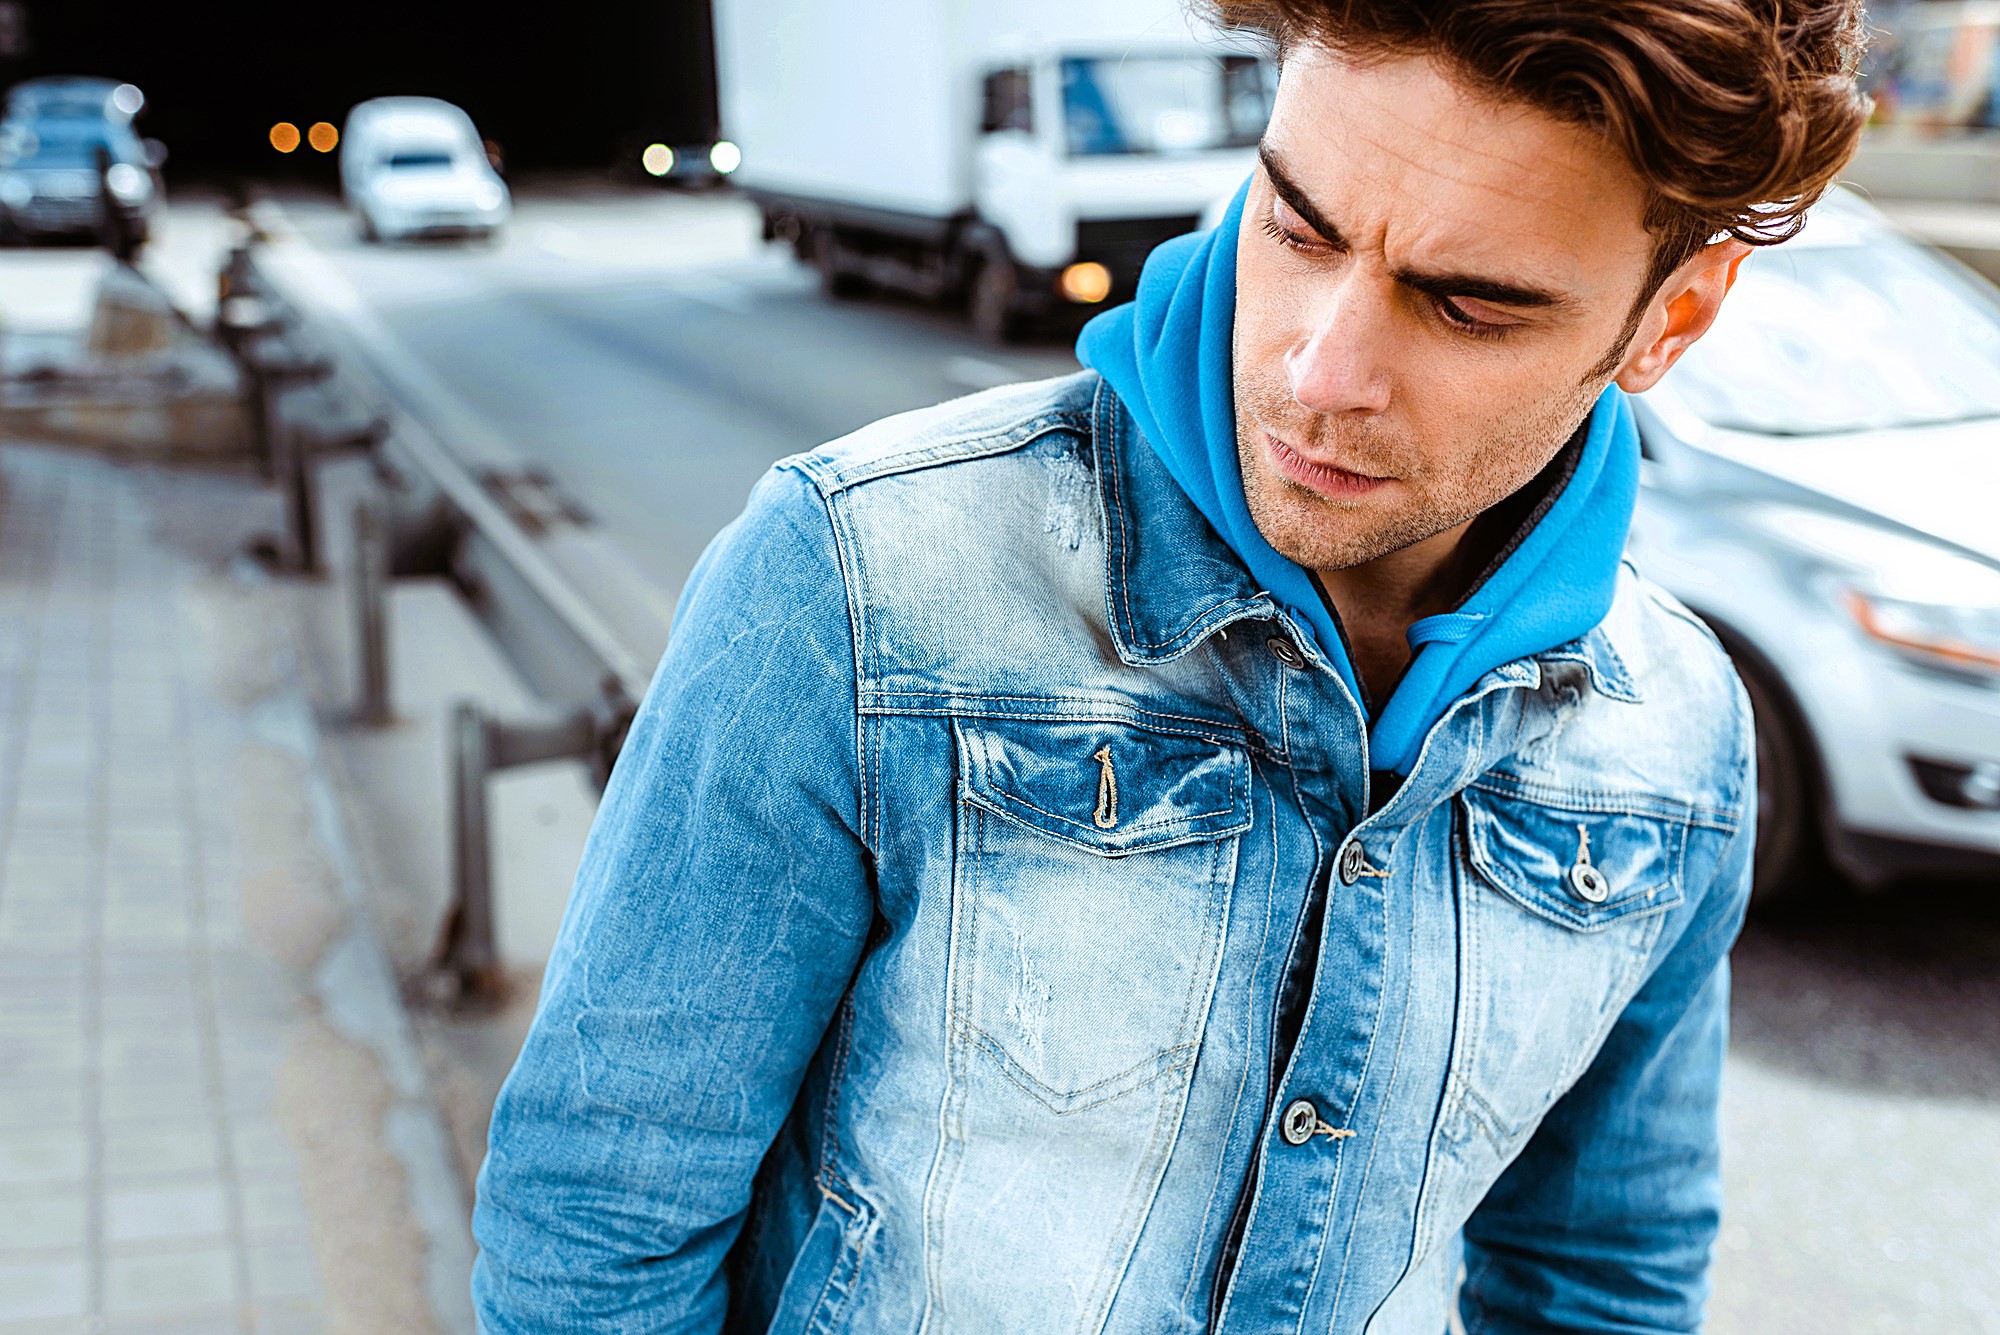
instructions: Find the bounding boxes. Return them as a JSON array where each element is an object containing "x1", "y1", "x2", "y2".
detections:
[
  {"x1": 1435, "y1": 296, "x2": 1513, "y2": 339},
  {"x1": 1258, "y1": 213, "x2": 1325, "y2": 255}
]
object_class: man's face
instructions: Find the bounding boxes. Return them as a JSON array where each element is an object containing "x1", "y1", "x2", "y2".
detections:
[{"x1": 1233, "y1": 48, "x2": 1658, "y2": 573}]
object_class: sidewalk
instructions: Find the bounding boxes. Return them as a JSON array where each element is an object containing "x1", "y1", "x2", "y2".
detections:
[{"x1": 0, "y1": 443, "x2": 473, "y2": 1335}]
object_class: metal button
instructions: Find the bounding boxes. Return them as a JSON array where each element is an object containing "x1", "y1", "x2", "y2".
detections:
[
  {"x1": 1569, "y1": 862, "x2": 1611, "y2": 903},
  {"x1": 1280, "y1": 1098, "x2": 1319, "y2": 1146},
  {"x1": 1338, "y1": 840, "x2": 1366, "y2": 885},
  {"x1": 1266, "y1": 635, "x2": 1306, "y2": 669}
]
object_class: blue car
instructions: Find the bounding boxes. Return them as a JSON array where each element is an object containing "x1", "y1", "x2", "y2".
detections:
[{"x1": 0, "y1": 76, "x2": 164, "y2": 244}]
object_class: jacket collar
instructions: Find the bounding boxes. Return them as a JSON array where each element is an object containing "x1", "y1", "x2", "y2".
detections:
[
  {"x1": 1093, "y1": 375, "x2": 1278, "y2": 665},
  {"x1": 1089, "y1": 375, "x2": 1642, "y2": 704}
]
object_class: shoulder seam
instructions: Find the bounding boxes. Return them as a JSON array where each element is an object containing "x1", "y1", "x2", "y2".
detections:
[{"x1": 790, "y1": 408, "x2": 1091, "y2": 496}]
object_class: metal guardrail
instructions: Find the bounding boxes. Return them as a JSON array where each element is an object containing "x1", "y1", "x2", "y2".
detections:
[{"x1": 214, "y1": 220, "x2": 653, "y2": 1005}]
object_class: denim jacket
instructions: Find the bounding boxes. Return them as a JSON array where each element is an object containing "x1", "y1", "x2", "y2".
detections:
[{"x1": 473, "y1": 371, "x2": 1757, "y2": 1335}]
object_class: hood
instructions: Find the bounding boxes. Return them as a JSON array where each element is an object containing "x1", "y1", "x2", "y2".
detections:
[
  {"x1": 1075, "y1": 178, "x2": 1642, "y2": 775},
  {"x1": 1698, "y1": 417, "x2": 2000, "y2": 564}
]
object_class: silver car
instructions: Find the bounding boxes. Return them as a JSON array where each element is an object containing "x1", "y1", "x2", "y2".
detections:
[{"x1": 1633, "y1": 188, "x2": 2000, "y2": 902}]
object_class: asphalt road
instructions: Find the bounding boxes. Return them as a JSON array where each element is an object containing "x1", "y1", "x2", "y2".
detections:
[
  {"x1": 276, "y1": 185, "x2": 1077, "y2": 604},
  {"x1": 274, "y1": 186, "x2": 2000, "y2": 1332}
]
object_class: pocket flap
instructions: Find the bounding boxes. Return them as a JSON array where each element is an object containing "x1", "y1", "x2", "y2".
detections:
[
  {"x1": 956, "y1": 717, "x2": 1251, "y2": 856},
  {"x1": 1460, "y1": 786, "x2": 1687, "y2": 932}
]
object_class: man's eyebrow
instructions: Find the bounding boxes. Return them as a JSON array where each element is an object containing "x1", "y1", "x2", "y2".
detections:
[
  {"x1": 1259, "y1": 141, "x2": 1347, "y2": 250},
  {"x1": 1257, "y1": 140, "x2": 1574, "y2": 312},
  {"x1": 1394, "y1": 265, "x2": 1569, "y2": 311}
]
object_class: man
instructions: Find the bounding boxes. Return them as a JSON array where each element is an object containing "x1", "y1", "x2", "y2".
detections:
[{"x1": 473, "y1": 1, "x2": 1868, "y2": 1330}]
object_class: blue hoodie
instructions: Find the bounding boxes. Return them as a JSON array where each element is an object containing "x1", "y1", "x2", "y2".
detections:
[{"x1": 1076, "y1": 181, "x2": 1641, "y2": 775}]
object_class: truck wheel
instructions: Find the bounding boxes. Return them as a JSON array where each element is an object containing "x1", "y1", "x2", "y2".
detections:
[
  {"x1": 812, "y1": 230, "x2": 868, "y2": 299},
  {"x1": 1733, "y1": 652, "x2": 1821, "y2": 909},
  {"x1": 970, "y1": 254, "x2": 1024, "y2": 343}
]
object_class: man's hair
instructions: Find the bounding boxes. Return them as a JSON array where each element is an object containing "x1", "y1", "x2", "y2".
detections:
[{"x1": 1211, "y1": 0, "x2": 1872, "y2": 298}]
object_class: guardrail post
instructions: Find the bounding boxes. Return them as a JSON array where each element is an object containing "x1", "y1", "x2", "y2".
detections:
[
  {"x1": 431, "y1": 701, "x2": 626, "y2": 1005},
  {"x1": 435, "y1": 702, "x2": 504, "y2": 1002},
  {"x1": 274, "y1": 414, "x2": 317, "y2": 575},
  {"x1": 351, "y1": 499, "x2": 392, "y2": 726}
]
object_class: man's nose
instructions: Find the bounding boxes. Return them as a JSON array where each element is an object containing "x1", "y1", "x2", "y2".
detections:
[{"x1": 1284, "y1": 275, "x2": 1393, "y2": 417}]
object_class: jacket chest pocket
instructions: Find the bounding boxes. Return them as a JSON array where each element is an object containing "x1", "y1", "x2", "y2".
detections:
[
  {"x1": 949, "y1": 716, "x2": 1251, "y2": 1114},
  {"x1": 1447, "y1": 783, "x2": 1689, "y2": 1150}
]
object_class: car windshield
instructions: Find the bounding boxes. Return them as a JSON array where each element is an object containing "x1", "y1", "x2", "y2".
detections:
[
  {"x1": 383, "y1": 150, "x2": 457, "y2": 170},
  {"x1": 0, "y1": 120, "x2": 120, "y2": 169},
  {"x1": 1061, "y1": 54, "x2": 1271, "y2": 157},
  {"x1": 1665, "y1": 238, "x2": 2000, "y2": 436}
]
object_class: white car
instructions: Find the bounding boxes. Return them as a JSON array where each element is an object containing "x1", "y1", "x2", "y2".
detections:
[
  {"x1": 1635, "y1": 188, "x2": 2000, "y2": 901},
  {"x1": 340, "y1": 97, "x2": 509, "y2": 243}
]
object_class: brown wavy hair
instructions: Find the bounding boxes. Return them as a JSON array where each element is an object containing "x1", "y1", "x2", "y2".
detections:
[{"x1": 1210, "y1": 0, "x2": 1872, "y2": 295}]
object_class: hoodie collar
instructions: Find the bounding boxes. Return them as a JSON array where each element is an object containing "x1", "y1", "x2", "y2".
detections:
[{"x1": 1090, "y1": 373, "x2": 1642, "y2": 707}]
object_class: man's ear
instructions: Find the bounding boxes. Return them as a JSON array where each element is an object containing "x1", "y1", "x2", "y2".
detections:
[{"x1": 1614, "y1": 239, "x2": 1753, "y2": 394}]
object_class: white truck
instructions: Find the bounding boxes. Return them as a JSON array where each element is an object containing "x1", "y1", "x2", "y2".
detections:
[{"x1": 712, "y1": 0, "x2": 1273, "y2": 339}]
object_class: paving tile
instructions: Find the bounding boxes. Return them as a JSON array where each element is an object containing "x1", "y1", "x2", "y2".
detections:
[
  {"x1": 0, "y1": 859, "x2": 92, "y2": 899},
  {"x1": 104, "y1": 1183, "x2": 228, "y2": 1245},
  {"x1": 0, "y1": 920, "x2": 87, "y2": 951},
  {"x1": 0, "y1": 834, "x2": 89, "y2": 864},
  {"x1": 100, "y1": 1125, "x2": 221, "y2": 1180},
  {"x1": 225, "y1": 1125, "x2": 294, "y2": 1177},
  {"x1": 102, "y1": 1245, "x2": 234, "y2": 1315},
  {"x1": 100, "y1": 1033, "x2": 203, "y2": 1074},
  {"x1": 7, "y1": 805, "x2": 91, "y2": 835},
  {"x1": 235, "y1": 1179, "x2": 307, "y2": 1241},
  {"x1": 0, "y1": 1314, "x2": 93, "y2": 1334},
  {"x1": 0, "y1": 1085, "x2": 86, "y2": 1132},
  {"x1": 102, "y1": 866, "x2": 188, "y2": 902},
  {"x1": 98, "y1": 1082, "x2": 210, "y2": 1126},
  {"x1": 0, "y1": 1184, "x2": 86, "y2": 1252},
  {"x1": 0, "y1": 1134, "x2": 85, "y2": 1189},
  {"x1": 102, "y1": 882, "x2": 187, "y2": 914},
  {"x1": 0, "y1": 1032, "x2": 83, "y2": 1076},
  {"x1": 250, "y1": 1300, "x2": 325, "y2": 1335},
  {"x1": 0, "y1": 951, "x2": 86, "y2": 986},
  {"x1": 104, "y1": 833, "x2": 185, "y2": 868},
  {"x1": 104, "y1": 1311, "x2": 241, "y2": 1335},
  {"x1": 99, "y1": 917, "x2": 191, "y2": 950},
  {"x1": 97, "y1": 997, "x2": 198, "y2": 1029},
  {"x1": 244, "y1": 1242, "x2": 316, "y2": 1303},
  {"x1": 0, "y1": 1258, "x2": 84, "y2": 1321}
]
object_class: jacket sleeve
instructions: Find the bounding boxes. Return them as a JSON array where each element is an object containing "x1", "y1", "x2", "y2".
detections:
[
  {"x1": 1459, "y1": 767, "x2": 1756, "y2": 1333},
  {"x1": 471, "y1": 463, "x2": 874, "y2": 1333}
]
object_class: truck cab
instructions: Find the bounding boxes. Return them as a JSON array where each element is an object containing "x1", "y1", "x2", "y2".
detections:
[{"x1": 965, "y1": 46, "x2": 1272, "y2": 336}]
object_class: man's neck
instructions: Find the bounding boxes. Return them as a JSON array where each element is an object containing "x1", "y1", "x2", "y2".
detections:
[{"x1": 1314, "y1": 521, "x2": 1478, "y2": 712}]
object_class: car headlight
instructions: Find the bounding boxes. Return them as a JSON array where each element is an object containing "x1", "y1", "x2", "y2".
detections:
[
  {"x1": 105, "y1": 162, "x2": 150, "y2": 204},
  {"x1": 474, "y1": 181, "x2": 505, "y2": 211},
  {"x1": 0, "y1": 174, "x2": 31, "y2": 209},
  {"x1": 1750, "y1": 504, "x2": 2000, "y2": 679},
  {"x1": 1843, "y1": 587, "x2": 2000, "y2": 677}
]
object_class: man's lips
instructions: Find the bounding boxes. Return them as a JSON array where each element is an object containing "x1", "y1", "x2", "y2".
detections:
[{"x1": 1262, "y1": 430, "x2": 1390, "y2": 500}]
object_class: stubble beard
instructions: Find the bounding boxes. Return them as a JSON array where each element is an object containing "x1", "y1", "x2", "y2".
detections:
[{"x1": 1232, "y1": 368, "x2": 1607, "y2": 574}]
